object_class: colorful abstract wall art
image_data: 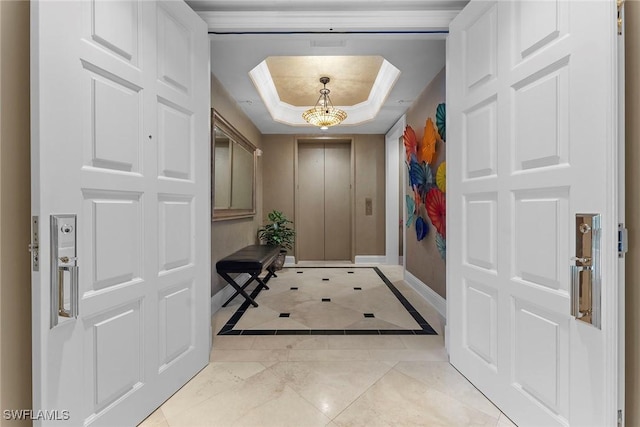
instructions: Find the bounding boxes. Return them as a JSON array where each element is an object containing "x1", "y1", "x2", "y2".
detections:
[{"x1": 404, "y1": 102, "x2": 446, "y2": 260}]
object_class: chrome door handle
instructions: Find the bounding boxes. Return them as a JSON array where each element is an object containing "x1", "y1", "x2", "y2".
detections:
[
  {"x1": 57, "y1": 265, "x2": 78, "y2": 319},
  {"x1": 571, "y1": 264, "x2": 593, "y2": 319},
  {"x1": 570, "y1": 214, "x2": 601, "y2": 329},
  {"x1": 50, "y1": 214, "x2": 79, "y2": 328}
]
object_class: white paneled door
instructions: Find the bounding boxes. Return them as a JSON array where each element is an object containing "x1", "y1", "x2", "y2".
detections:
[
  {"x1": 31, "y1": 1, "x2": 210, "y2": 425},
  {"x1": 448, "y1": 1, "x2": 621, "y2": 426}
]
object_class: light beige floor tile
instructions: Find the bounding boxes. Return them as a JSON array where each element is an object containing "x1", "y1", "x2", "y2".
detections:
[
  {"x1": 368, "y1": 348, "x2": 448, "y2": 362},
  {"x1": 192, "y1": 265, "x2": 466, "y2": 427},
  {"x1": 267, "y1": 361, "x2": 393, "y2": 419},
  {"x1": 377, "y1": 267, "x2": 404, "y2": 283},
  {"x1": 394, "y1": 361, "x2": 501, "y2": 419},
  {"x1": 210, "y1": 348, "x2": 289, "y2": 362},
  {"x1": 498, "y1": 413, "x2": 518, "y2": 426},
  {"x1": 211, "y1": 306, "x2": 237, "y2": 334},
  {"x1": 345, "y1": 318, "x2": 416, "y2": 330},
  {"x1": 161, "y1": 362, "x2": 266, "y2": 419},
  {"x1": 230, "y1": 385, "x2": 332, "y2": 427},
  {"x1": 326, "y1": 335, "x2": 407, "y2": 350},
  {"x1": 234, "y1": 306, "x2": 282, "y2": 329},
  {"x1": 289, "y1": 302, "x2": 367, "y2": 329},
  {"x1": 255, "y1": 290, "x2": 316, "y2": 312},
  {"x1": 392, "y1": 281, "x2": 446, "y2": 334},
  {"x1": 399, "y1": 335, "x2": 445, "y2": 350},
  {"x1": 333, "y1": 369, "x2": 499, "y2": 427},
  {"x1": 251, "y1": 335, "x2": 328, "y2": 350},
  {"x1": 330, "y1": 286, "x2": 409, "y2": 316},
  {"x1": 165, "y1": 370, "x2": 330, "y2": 427},
  {"x1": 211, "y1": 335, "x2": 256, "y2": 350},
  {"x1": 287, "y1": 349, "x2": 370, "y2": 362},
  {"x1": 373, "y1": 308, "x2": 424, "y2": 329},
  {"x1": 216, "y1": 266, "x2": 441, "y2": 333},
  {"x1": 252, "y1": 317, "x2": 312, "y2": 330},
  {"x1": 138, "y1": 407, "x2": 167, "y2": 426}
]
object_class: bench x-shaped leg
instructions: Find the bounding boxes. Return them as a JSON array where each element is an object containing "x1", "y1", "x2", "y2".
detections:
[{"x1": 220, "y1": 271, "x2": 270, "y2": 307}]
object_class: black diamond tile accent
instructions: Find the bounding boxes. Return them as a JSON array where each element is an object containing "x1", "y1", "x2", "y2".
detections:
[
  {"x1": 290, "y1": 287, "x2": 298, "y2": 290},
  {"x1": 363, "y1": 313, "x2": 375, "y2": 318},
  {"x1": 297, "y1": 271, "x2": 304, "y2": 274},
  {"x1": 322, "y1": 298, "x2": 331, "y2": 302},
  {"x1": 279, "y1": 313, "x2": 290, "y2": 318},
  {"x1": 322, "y1": 278, "x2": 329, "y2": 281},
  {"x1": 354, "y1": 287, "x2": 362, "y2": 291},
  {"x1": 347, "y1": 271, "x2": 355, "y2": 274}
]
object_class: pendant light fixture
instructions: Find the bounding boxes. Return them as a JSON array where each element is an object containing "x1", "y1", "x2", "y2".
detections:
[{"x1": 302, "y1": 77, "x2": 347, "y2": 130}]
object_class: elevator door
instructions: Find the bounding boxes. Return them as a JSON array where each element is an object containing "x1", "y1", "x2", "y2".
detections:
[{"x1": 298, "y1": 142, "x2": 351, "y2": 261}]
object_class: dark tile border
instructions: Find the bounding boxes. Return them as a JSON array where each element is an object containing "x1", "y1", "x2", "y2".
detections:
[{"x1": 218, "y1": 266, "x2": 437, "y2": 336}]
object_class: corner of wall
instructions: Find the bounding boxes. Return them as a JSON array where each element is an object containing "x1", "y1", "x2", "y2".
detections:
[{"x1": 0, "y1": 0, "x2": 33, "y2": 422}]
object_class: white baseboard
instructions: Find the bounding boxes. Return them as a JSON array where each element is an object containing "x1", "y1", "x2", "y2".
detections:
[
  {"x1": 284, "y1": 255, "x2": 296, "y2": 267},
  {"x1": 354, "y1": 255, "x2": 386, "y2": 264},
  {"x1": 404, "y1": 270, "x2": 446, "y2": 318},
  {"x1": 210, "y1": 273, "x2": 251, "y2": 314},
  {"x1": 444, "y1": 324, "x2": 449, "y2": 353}
]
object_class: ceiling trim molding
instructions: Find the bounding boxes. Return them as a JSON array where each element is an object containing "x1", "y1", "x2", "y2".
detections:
[
  {"x1": 189, "y1": 0, "x2": 468, "y2": 12},
  {"x1": 249, "y1": 59, "x2": 400, "y2": 127},
  {"x1": 199, "y1": 10, "x2": 459, "y2": 32}
]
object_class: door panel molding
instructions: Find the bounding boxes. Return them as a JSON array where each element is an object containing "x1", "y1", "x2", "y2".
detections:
[
  {"x1": 448, "y1": 1, "x2": 620, "y2": 425},
  {"x1": 31, "y1": 1, "x2": 210, "y2": 425}
]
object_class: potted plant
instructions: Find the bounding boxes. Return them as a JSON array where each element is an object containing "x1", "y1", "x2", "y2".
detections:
[{"x1": 257, "y1": 210, "x2": 296, "y2": 270}]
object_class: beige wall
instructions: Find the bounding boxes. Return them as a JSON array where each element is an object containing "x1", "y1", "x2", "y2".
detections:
[
  {"x1": 354, "y1": 135, "x2": 386, "y2": 256},
  {"x1": 404, "y1": 67, "x2": 446, "y2": 298},
  {"x1": 262, "y1": 135, "x2": 296, "y2": 222},
  {"x1": 262, "y1": 134, "x2": 386, "y2": 259},
  {"x1": 0, "y1": 1, "x2": 32, "y2": 425},
  {"x1": 210, "y1": 75, "x2": 264, "y2": 295},
  {"x1": 626, "y1": 1, "x2": 640, "y2": 424}
]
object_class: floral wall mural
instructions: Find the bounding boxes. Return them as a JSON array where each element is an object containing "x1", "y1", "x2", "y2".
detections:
[
  {"x1": 404, "y1": 67, "x2": 446, "y2": 299},
  {"x1": 404, "y1": 102, "x2": 446, "y2": 260}
]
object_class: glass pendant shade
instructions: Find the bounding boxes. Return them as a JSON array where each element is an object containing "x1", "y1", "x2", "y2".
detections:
[{"x1": 302, "y1": 77, "x2": 347, "y2": 128}]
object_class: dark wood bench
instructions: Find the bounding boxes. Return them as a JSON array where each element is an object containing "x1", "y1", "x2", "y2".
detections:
[{"x1": 216, "y1": 244, "x2": 280, "y2": 307}]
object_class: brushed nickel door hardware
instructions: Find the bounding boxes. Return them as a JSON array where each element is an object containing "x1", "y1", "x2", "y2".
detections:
[
  {"x1": 571, "y1": 214, "x2": 601, "y2": 328},
  {"x1": 50, "y1": 214, "x2": 79, "y2": 328}
]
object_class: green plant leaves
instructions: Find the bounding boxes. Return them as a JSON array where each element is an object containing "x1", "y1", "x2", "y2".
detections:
[{"x1": 258, "y1": 210, "x2": 295, "y2": 249}]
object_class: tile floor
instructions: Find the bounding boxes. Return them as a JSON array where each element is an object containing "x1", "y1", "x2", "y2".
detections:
[
  {"x1": 219, "y1": 266, "x2": 435, "y2": 335},
  {"x1": 139, "y1": 265, "x2": 517, "y2": 427}
]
